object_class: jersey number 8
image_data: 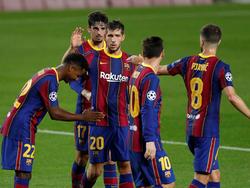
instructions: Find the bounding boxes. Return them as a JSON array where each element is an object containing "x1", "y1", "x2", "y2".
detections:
[{"x1": 190, "y1": 78, "x2": 203, "y2": 110}]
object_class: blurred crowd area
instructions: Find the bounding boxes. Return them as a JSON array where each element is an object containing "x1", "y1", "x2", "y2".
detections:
[{"x1": 0, "y1": 0, "x2": 249, "y2": 12}]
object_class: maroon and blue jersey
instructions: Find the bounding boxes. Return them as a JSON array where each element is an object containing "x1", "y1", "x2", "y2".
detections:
[
  {"x1": 89, "y1": 48, "x2": 133, "y2": 127},
  {"x1": 1, "y1": 68, "x2": 59, "y2": 144},
  {"x1": 70, "y1": 40, "x2": 106, "y2": 112},
  {"x1": 129, "y1": 63, "x2": 162, "y2": 152},
  {"x1": 167, "y1": 53, "x2": 233, "y2": 137}
]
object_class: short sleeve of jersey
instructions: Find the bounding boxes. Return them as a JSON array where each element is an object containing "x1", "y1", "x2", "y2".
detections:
[
  {"x1": 140, "y1": 74, "x2": 159, "y2": 142},
  {"x1": 167, "y1": 57, "x2": 189, "y2": 76},
  {"x1": 39, "y1": 77, "x2": 59, "y2": 108},
  {"x1": 218, "y1": 63, "x2": 233, "y2": 89}
]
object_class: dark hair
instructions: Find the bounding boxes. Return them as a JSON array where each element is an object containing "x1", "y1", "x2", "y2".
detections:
[
  {"x1": 107, "y1": 20, "x2": 125, "y2": 34},
  {"x1": 200, "y1": 24, "x2": 222, "y2": 44},
  {"x1": 88, "y1": 11, "x2": 108, "y2": 27},
  {"x1": 63, "y1": 53, "x2": 88, "y2": 71},
  {"x1": 142, "y1": 36, "x2": 163, "y2": 58}
]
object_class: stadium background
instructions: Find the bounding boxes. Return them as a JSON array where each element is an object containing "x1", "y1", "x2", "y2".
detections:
[{"x1": 0, "y1": 0, "x2": 250, "y2": 187}]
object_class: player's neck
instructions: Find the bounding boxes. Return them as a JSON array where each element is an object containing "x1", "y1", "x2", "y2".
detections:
[
  {"x1": 143, "y1": 57, "x2": 161, "y2": 73},
  {"x1": 91, "y1": 40, "x2": 104, "y2": 49},
  {"x1": 107, "y1": 47, "x2": 122, "y2": 56},
  {"x1": 55, "y1": 65, "x2": 65, "y2": 81},
  {"x1": 201, "y1": 48, "x2": 217, "y2": 56}
]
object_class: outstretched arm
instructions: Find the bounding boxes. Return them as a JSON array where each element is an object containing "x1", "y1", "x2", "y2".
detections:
[
  {"x1": 157, "y1": 65, "x2": 170, "y2": 75},
  {"x1": 223, "y1": 86, "x2": 250, "y2": 119},
  {"x1": 48, "y1": 106, "x2": 104, "y2": 122}
]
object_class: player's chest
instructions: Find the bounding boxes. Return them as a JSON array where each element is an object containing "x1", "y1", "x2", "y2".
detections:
[{"x1": 97, "y1": 59, "x2": 131, "y2": 82}]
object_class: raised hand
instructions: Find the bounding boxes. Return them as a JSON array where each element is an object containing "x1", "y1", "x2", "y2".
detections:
[
  {"x1": 81, "y1": 109, "x2": 105, "y2": 122},
  {"x1": 71, "y1": 27, "x2": 84, "y2": 48}
]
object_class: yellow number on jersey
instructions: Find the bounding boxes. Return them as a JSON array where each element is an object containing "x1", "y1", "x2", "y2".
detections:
[
  {"x1": 77, "y1": 125, "x2": 87, "y2": 139},
  {"x1": 23, "y1": 144, "x2": 35, "y2": 159},
  {"x1": 129, "y1": 85, "x2": 140, "y2": 118},
  {"x1": 20, "y1": 79, "x2": 32, "y2": 97},
  {"x1": 159, "y1": 156, "x2": 172, "y2": 171},
  {"x1": 90, "y1": 136, "x2": 104, "y2": 150},
  {"x1": 13, "y1": 79, "x2": 32, "y2": 109},
  {"x1": 190, "y1": 78, "x2": 203, "y2": 110}
]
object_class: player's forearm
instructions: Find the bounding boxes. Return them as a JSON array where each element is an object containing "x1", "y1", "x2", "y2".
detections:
[
  {"x1": 157, "y1": 65, "x2": 169, "y2": 75},
  {"x1": 49, "y1": 107, "x2": 83, "y2": 121},
  {"x1": 228, "y1": 94, "x2": 250, "y2": 119},
  {"x1": 141, "y1": 108, "x2": 157, "y2": 141}
]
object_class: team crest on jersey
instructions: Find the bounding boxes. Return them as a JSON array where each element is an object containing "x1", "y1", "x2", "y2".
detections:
[
  {"x1": 26, "y1": 159, "x2": 33, "y2": 166},
  {"x1": 165, "y1": 171, "x2": 171, "y2": 178},
  {"x1": 49, "y1": 92, "x2": 57, "y2": 102},
  {"x1": 147, "y1": 90, "x2": 156, "y2": 101},
  {"x1": 225, "y1": 72, "x2": 233, "y2": 82}
]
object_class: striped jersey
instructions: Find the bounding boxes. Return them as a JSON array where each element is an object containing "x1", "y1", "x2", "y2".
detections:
[
  {"x1": 129, "y1": 63, "x2": 162, "y2": 152},
  {"x1": 89, "y1": 48, "x2": 134, "y2": 127},
  {"x1": 1, "y1": 68, "x2": 59, "y2": 143},
  {"x1": 70, "y1": 40, "x2": 106, "y2": 115},
  {"x1": 167, "y1": 53, "x2": 233, "y2": 137}
]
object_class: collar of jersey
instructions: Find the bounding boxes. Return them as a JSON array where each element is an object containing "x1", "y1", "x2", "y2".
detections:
[
  {"x1": 87, "y1": 40, "x2": 106, "y2": 51},
  {"x1": 142, "y1": 63, "x2": 157, "y2": 74},
  {"x1": 104, "y1": 48, "x2": 122, "y2": 58},
  {"x1": 52, "y1": 67, "x2": 59, "y2": 83},
  {"x1": 198, "y1": 53, "x2": 215, "y2": 58}
]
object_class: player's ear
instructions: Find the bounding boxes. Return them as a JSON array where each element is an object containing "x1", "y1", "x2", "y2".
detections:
[
  {"x1": 122, "y1": 34, "x2": 125, "y2": 41},
  {"x1": 218, "y1": 39, "x2": 221, "y2": 46},
  {"x1": 87, "y1": 27, "x2": 91, "y2": 34},
  {"x1": 161, "y1": 50, "x2": 165, "y2": 58}
]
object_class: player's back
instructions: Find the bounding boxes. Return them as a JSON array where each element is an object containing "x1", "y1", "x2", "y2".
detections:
[
  {"x1": 1, "y1": 68, "x2": 59, "y2": 142},
  {"x1": 168, "y1": 53, "x2": 233, "y2": 137},
  {"x1": 89, "y1": 48, "x2": 132, "y2": 127},
  {"x1": 129, "y1": 64, "x2": 162, "y2": 152}
]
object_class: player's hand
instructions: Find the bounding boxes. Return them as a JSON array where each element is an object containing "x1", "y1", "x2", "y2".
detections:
[
  {"x1": 127, "y1": 54, "x2": 143, "y2": 65},
  {"x1": 81, "y1": 109, "x2": 105, "y2": 122},
  {"x1": 71, "y1": 27, "x2": 84, "y2": 48},
  {"x1": 81, "y1": 89, "x2": 91, "y2": 101},
  {"x1": 144, "y1": 141, "x2": 156, "y2": 160}
]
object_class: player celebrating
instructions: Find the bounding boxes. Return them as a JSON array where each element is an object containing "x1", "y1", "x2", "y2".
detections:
[
  {"x1": 129, "y1": 36, "x2": 176, "y2": 188},
  {"x1": 0, "y1": 53, "x2": 104, "y2": 188},
  {"x1": 81, "y1": 20, "x2": 134, "y2": 188},
  {"x1": 63, "y1": 12, "x2": 119, "y2": 188},
  {"x1": 158, "y1": 24, "x2": 250, "y2": 188}
]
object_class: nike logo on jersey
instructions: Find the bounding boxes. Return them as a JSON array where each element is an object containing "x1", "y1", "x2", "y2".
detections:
[{"x1": 100, "y1": 61, "x2": 108, "y2": 65}]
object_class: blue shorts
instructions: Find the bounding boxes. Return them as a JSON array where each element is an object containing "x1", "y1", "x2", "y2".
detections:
[
  {"x1": 88, "y1": 126, "x2": 130, "y2": 163},
  {"x1": 187, "y1": 136, "x2": 220, "y2": 174},
  {"x1": 130, "y1": 148, "x2": 176, "y2": 187},
  {"x1": 74, "y1": 123, "x2": 89, "y2": 152},
  {"x1": 1, "y1": 136, "x2": 35, "y2": 172}
]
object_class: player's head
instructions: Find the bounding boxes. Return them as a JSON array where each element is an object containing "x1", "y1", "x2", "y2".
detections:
[
  {"x1": 106, "y1": 20, "x2": 125, "y2": 53},
  {"x1": 87, "y1": 11, "x2": 108, "y2": 44},
  {"x1": 62, "y1": 53, "x2": 88, "y2": 83},
  {"x1": 200, "y1": 24, "x2": 222, "y2": 50},
  {"x1": 142, "y1": 36, "x2": 164, "y2": 59}
]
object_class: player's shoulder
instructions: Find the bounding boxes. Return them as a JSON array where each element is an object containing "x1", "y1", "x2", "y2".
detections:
[
  {"x1": 33, "y1": 68, "x2": 58, "y2": 83},
  {"x1": 140, "y1": 66, "x2": 158, "y2": 82},
  {"x1": 215, "y1": 58, "x2": 230, "y2": 70}
]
